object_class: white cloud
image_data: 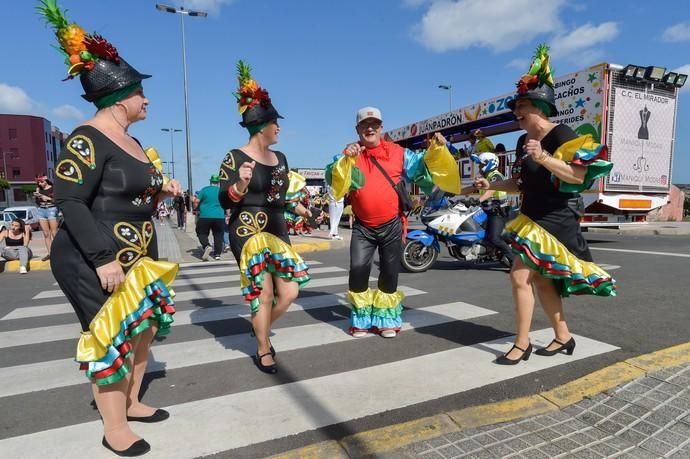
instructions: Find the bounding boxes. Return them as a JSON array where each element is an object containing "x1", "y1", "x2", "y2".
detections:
[
  {"x1": 0, "y1": 83, "x2": 36, "y2": 114},
  {"x1": 506, "y1": 58, "x2": 529, "y2": 70},
  {"x1": 672, "y1": 64, "x2": 690, "y2": 92},
  {"x1": 550, "y1": 22, "x2": 619, "y2": 57},
  {"x1": 52, "y1": 104, "x2": 85, "y2": 120},
  {"x1": 662, "y1": 23, "x2": 690, "y2": 42},
  {"x1": 413, "y1": 0, "x2": 566, "y2": 53},
  {"x1": 174, "y1": 0, "x2": 234, "y2": 15}
]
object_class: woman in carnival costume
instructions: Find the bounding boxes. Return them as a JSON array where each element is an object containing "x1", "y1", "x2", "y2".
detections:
[
  {"x1": 473, "y1": 44, "x2": 616, "y2": 365},
  {"x1": 327, "y1": 107, "x2": 460, "y2": 338},
  {"x1": 38, "y1": 1, "x2": 182, "y2": 455},
  {"x1": 218, "y1": 61, "x2": 312, "y2": 374}
]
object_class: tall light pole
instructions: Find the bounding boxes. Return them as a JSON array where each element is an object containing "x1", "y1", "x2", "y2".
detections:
[
  {"x1": 155, "y1": 4, "x2": 207, "y2": 204},
  {"x1": 161, "y1": 128, "x2": 182, "y2": 179},
  {"x1": 438, "y1": 84, "x2": 452, "y2": 112}
]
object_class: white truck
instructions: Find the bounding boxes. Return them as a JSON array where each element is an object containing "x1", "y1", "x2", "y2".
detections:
[{"x1": 386, "y1": 62, "x2": 684, "y2": 226}]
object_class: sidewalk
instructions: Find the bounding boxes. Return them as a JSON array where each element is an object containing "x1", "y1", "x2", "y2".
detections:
[
  {"x1": 273, "y1": 344, "x2": 690, "y2": 459},
  {"x1": 588, "y1": 221, "x2": 690, "y2": 236}
]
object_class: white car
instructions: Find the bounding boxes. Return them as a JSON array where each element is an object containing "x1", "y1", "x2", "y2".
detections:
[
  {"x1": 0, "y1": 211, "x2": 19, "y2": 232},
  {"x1": 3, "y1": 206, "x2": 39, "y2": 231}
]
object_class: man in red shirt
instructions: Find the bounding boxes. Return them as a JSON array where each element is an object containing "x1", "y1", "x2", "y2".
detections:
[{"x1": 328, "y1": 108, "x2": 453, "y2": 338}]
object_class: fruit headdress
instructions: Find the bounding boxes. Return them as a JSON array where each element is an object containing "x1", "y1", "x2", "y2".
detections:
[
  {"x1": 516, "y1": 44, "x2": 554, "y2": 94},
  {"x1": 37, "y1": 0, "x2": 120, "y2": 79},
  {"x1": 234, "y1": 60, "x2": 272, "y2": 114}
]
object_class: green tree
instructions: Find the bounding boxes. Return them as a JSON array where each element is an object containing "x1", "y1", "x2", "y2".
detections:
[{"x1": 0, "y1": 178, "x2": 9, "y2": 189}]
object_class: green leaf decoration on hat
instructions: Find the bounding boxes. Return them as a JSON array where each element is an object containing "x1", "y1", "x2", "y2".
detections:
[
  {"x1": 233, "y1": 59, "x2": 272, "y2": 114},
  {"x1": 37, "y1": 0, "x2": 119, "y2": 79},
  {"x1": 517, "y1": 43, "x2": 554, "y2": 94}
]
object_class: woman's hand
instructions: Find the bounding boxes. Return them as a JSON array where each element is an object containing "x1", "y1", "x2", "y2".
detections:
[
  {"x1": 96, "y1": 260, "x2": 126, "y2": 293},
  {"x1": 343, "y1": 143, "x2": 364, "y2": 157},
  {"x1": 237, "y1": 161, "x2": 256, "y2": 192},
  {"x1": 160, "y1": 179, "x2": 183, "y2": 198},
  {"x1": 524, "y1": 139, "x2": 549, "y2": 164}
]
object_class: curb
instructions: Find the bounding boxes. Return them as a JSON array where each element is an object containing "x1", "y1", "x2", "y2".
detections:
[
  {"x1": 269, "y1": 342, "x2": 690, "y2": 459},
  {"x1": 1, "y1": 259, "x2": 51, "y2": 273},
  {"x1": 292, "y1": 239, "x2": 348, "y2": 254}
]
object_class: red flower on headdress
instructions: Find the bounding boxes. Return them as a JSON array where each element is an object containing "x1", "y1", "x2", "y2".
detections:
[{"x1": 84, "y1": 34, "x2": 120, "y2": 64}]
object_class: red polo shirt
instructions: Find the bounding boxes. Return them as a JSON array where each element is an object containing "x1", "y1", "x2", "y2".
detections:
[{"x1": 351, "y1": 140, "x2": 404, "y2": 227}]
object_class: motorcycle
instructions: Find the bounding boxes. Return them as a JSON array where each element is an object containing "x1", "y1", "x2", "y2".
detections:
[{"x1": 402, "y1": 189, "x2": 511, "y2": 273}]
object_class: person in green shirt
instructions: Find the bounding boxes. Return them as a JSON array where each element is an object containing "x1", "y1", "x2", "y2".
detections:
[{"x1": 193, "y1": 175, "x2": 226, "y2": 260}]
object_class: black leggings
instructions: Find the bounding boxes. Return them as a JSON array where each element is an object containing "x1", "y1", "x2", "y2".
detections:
[
  {"x1": 196, "y1": 218, "x2": 225, "y2": 256},
  {"x1": 349, "y1": 217, "x2": 402, "y2": 294}
]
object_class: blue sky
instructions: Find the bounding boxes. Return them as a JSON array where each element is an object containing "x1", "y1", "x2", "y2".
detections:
[{"x1": 2, "y1": 0, "x2": 690, "y2": 190}]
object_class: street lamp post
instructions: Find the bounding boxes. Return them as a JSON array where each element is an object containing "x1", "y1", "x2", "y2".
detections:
[
  {"x1": 161, "y1": 128, "x2": 182, "y2": 179},
  {"x1": 1, "y1": 151, "x2": 13, "y2": 207},
  {"x1": 155, "y1": 4, "x2": 207, "y2": 205},
  {"x1": 438, "y1": 84, "x2": 452, "y2": 112}
]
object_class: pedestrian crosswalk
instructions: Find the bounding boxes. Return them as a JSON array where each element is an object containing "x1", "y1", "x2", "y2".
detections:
[{"x1": 0, "y1": 258, "x2": 619, "y2": 458}]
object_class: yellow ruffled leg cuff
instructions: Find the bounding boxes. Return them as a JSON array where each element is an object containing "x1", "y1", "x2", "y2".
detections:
[
  {"x1": 348, "y1": 288, "x2": 373, "y2": 332},
  {"x1": 371, "y1": 289, "x2": 404, "y2": 331}
]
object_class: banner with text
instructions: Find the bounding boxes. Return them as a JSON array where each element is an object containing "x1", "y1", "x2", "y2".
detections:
[{"x1": 608, "y1": 88, "x2": 675, "y2": 191}]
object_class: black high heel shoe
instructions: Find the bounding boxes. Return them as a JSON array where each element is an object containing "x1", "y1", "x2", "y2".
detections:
[
  {"x1": 535, "y1": 337, "x2": 576, "y2": 356},
  {"x1": 254, "y1": 351, "x2": 278, "y2": 374},
  {"x1": 250, "y1": 327, "x2": 276, "y2": 357},
  {"x1": 495, "y1": 343, "x2": 532, "y2": 365},
  {"x1": 102, "y1": 436, "x2": 151, "y2": 457}
]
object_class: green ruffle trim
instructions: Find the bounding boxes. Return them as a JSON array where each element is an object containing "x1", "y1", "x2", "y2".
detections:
[
  {"x1": 557, "y1": 160, "x2": 613, "y2": 193},
  {"x1": 411, "y1": 161, "x2": 434, "y2": 196},
  {"x1": 371, "y1": 303, "x2": 403, "y2": 319}
]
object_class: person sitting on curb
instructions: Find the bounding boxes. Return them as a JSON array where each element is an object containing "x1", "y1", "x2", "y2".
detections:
[{"x1": 1, "y1": 218, "x2": 33, "y2": 274}]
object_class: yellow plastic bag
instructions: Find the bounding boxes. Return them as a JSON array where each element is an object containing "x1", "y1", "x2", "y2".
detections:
[{"x1": 424, "y1": 140, "x2": 460, "y2": 194}]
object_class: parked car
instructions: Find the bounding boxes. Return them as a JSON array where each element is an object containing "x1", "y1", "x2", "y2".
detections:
[
  {"x1": 0, "y1": 211, "x2": 19, "y2": 232},
  {"x1": 3, "y1": 206, "x2": 39, "y2": 231}
]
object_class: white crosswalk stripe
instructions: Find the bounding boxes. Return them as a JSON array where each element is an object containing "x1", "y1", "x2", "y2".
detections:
[{"x1": 0, "y1": 260, "x2": 620, "y2": 458}]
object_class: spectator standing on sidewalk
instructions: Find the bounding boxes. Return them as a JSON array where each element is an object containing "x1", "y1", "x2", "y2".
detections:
[
  {"x1": 193, "y1": 175, "x2": 225, "y2": 261},
  {"x1": 173, "y1": 194, "x2": 186, "y2": 230},
  {"x1": 34, "y1": 175, "x2": 59, "y2": 261},
  {"x1": 327, "y1": 184, "x2": 344, "y2": 240},
  {"x1": 0, "y1": 218, "x2": 33, "y2": 274}
]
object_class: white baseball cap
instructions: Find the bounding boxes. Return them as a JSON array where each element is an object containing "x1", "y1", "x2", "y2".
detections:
[{"x1": 356, "y1": 106, "x2": 382, "y2": 124}]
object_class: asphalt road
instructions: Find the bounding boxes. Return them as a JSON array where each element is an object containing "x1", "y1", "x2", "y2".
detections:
[{"x1": 0, "y1": 232, "x2": 688, "y2": 458}]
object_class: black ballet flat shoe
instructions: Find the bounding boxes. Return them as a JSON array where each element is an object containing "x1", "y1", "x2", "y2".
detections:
[
  {"x1": 250, "y1": 327, "x2": 276, "y2": 357},
  {"x1": 102, "y1": 436, "x2": 151, "y2": 457},
  {"x1": 495, "y1": 343, "x2": 533, "y2": 365},
  {"x1": 254, "y1": 351, "x2": 278, "y2": 374},
  {"x1": 126, "y1": 408, "x2": 170, "y2": 423},
  {"x1": 535, "y1": 337, "x2": 576, "y2": 356}
]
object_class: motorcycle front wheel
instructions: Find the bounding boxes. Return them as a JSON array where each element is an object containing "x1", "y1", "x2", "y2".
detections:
[{"x1": 401, "y1": 239, "x2": 439, "y2": 273}]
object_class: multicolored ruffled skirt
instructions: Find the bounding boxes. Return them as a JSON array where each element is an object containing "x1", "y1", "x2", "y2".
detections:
[
  {"x1": 76, "y1": 257, "x2": 178, "y2": 385},
  {"x1": 239, "y1": 232, "x2": 310, "y2": 313},
  {"x1": 504, "y1": 213, "x2": 616, "y2": 297},
  {"x1": 348, "y1": 288, "x2": 404, "y2": 333}
]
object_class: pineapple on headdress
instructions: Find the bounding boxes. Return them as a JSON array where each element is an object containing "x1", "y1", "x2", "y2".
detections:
[
  {"x1": 37, "y1": 0, "x2": 119, "y2": 78},
  {"x1": 233, "y1": 60, "x2": 272, "y2": 114},
  {"x1": 516, "y1": 44, "x2": 554, "y2": 94}
]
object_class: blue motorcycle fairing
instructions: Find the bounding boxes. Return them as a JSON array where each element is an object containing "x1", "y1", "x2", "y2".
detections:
[
  {"x1": 449, "y1": 230, "x2": 486, "y2": 242},
  {"x1": 406, "y1": 229, "x2": 440, "y2": 251},
  {"x1": 472, "y1": 209, "x2": 488, "y2": 225}
]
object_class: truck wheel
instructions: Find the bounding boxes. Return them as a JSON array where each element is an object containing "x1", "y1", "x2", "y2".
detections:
[{"x1": 401, "y1": 240, "x2": 438, "y2": 273}]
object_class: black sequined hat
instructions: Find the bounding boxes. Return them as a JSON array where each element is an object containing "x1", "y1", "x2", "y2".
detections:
[{"x1": 80, "y1": 58, "x2": 151, "y2": 102}]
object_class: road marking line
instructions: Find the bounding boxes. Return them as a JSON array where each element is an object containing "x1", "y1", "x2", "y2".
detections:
[
  {"x1": 0, "y1": 276, "x2": 391, "y2": 346},
  {"x1": 0, "y1": 329, "x2": 617, "y2": 458},
  {"x1": 591, "y1": 247, "x2": 690, "y2": 258},
  {"x1": 0, "y1": 301, "x2": 485, "y2": 398}
]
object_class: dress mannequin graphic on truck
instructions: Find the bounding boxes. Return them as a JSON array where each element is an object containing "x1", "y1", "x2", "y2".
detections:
[{"x1": 638, "y1": 105, "x2": 650, "y2": 140}]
